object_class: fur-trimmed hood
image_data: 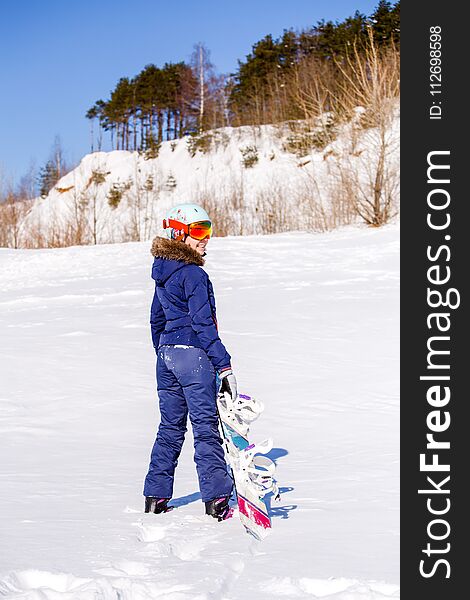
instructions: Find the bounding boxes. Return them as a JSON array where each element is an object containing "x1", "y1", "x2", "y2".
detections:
[{"x1": 150, "y1": 236, "x2": 205, "y2": 266}]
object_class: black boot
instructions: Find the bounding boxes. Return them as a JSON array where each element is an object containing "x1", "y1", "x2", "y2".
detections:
[
  {"x1": 205, "y1": 496, "x2": 231, "y2": 521},
  {"x1": 145, "y1": 497, "x2": 173, "y2": 514}
]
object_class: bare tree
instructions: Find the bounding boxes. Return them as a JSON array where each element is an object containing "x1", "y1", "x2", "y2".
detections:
[
  {"x1": 331, "y1": 29, "x2": 400, "y2": 225},
  {"x1": 66, "y1": 167, "x2": 91, "y2": 246},
  {"x1": 198, "y1": 45, "x2": 205, "y2": 132},
  {"x1": 191, "y1": 43, "x2": 214, "y2": 132},
  {"x1": 124, "y1": 158, "x2": 161, "y2": 242},
  {"x1": 290, "y1": 56, "x2": 336, "y2": 123},
  {"x1": 0, "y1": 194, "x2": 31, "y2": 248},
  {"x1": 17, "y1": 160, "x2": 38, "y2": 201},
  {"x1": 333, "y1": 28, "x2": 400, "y2": 125}
]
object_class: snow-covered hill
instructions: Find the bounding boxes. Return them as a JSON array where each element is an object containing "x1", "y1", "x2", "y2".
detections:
[
  {"x1": 21, "y1": 109, "x2": 399, "y2": 246},
  {"x1": 0, "y1": 224, "x2": 399, "y2": 599}
]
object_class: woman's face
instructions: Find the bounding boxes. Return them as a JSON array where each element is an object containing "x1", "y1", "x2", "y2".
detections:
[{"x1": 185, "y1": 234, "x2": 209, "y2": 255}]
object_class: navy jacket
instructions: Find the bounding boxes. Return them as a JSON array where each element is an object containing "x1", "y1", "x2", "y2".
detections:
[{"x1": 149, "y1": 236, "x2": 231, "y2": 373}]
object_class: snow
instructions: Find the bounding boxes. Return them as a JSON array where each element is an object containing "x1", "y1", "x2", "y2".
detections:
[
  {"x1": 21, "y1": 110, "x2": 400, "y2": 244},
  {"x1": 0, "y1": 224, "x2": 399, "y2": 599}
]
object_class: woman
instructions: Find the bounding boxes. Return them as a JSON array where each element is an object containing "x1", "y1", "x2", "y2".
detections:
[{"x1": 143, "y1": 204, "x2": 237, "y2": 520}]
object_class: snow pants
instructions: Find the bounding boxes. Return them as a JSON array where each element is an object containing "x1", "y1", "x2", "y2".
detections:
[{"x1": 143, "y1": 345, "x2": 233, "y2": 502}]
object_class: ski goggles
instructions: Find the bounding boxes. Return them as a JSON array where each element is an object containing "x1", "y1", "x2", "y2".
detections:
[{"x1": 163, "y1": 218, "x2": 212, "y2": 240}]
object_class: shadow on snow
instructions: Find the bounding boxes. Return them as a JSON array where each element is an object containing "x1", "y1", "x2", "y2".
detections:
[
  {"x1": 264, "y1": 447, "x2": 297, "y2": 519},
  {"x1": 168, "y1": 447, "x2": 297, "y2": 519},
  {"x1": 170, "y1": 491, "x2": 201, "y2": 508}
]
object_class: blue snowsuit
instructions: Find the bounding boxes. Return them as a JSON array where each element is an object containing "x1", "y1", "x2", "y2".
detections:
[{"x1": 143, "y1": 236, "x2": 233, "y2": 502}]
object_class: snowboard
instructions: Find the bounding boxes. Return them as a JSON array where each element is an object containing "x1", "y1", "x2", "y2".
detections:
[{"x1": 217, "y1": 392, "x2": 279, "y2": 540}]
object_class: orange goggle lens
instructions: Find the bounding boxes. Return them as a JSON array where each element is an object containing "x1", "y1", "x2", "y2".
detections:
[
  {"x1": 188, "y1": 220, "x2": 212, "y2": 240},
  {"x1": 163, "y1": 218, "x2": 212, "y2": 240}
]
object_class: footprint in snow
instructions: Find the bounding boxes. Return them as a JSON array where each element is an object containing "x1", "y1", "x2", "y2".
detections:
[
  {"x1": 134, "y1": 520, "x2": 167, "y2": 543},
  {"x1": 94, "y1": 560, "x2": 151, "y2": 578},
  {"x1": 135, "y1": 511, "x2": 237, "y2": 564}
]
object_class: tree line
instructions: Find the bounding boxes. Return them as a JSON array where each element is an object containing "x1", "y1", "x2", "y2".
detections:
[
  {"x1": 85, "y1": 1, "x2": 399, "y2": 152},
  {"x1": 229, "y1": 0, "x2": 399, "y2": 125},
  {"x1": 87, "y1": 62, "x2": 198, "y2": 153}
]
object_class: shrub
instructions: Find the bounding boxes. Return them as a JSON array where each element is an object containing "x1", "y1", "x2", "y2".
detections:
[
  {"x1": 107, "y1": 179, "x2": 132, "y2": 209},
  {"x1": 187, "y1": 132, "x2": 213, "y2": 157},
  {"x1": 164, "y1": 173, "x2": 177, "y2": 191},
  {"x1": 283, "y1": 116, "x2": 338, "y2": 156},
  {"x1": 212, "y1": 130, "x2": 230, "y2": 150},
  {"x1": 143, "y1": 175, "x2": 154, "y2": 192},
  {"x1": 240, "y1": 145, "x2": 259, "y2": 168},
  {"x1": 88, "y1": 169, "x2": 108, "y2": 186},
  {"x1": 283, "y1": 133, "x2": 313, "y2": 157},
  {"x1": 139, "y1": 133, "x2": 161, "y2": 160}
]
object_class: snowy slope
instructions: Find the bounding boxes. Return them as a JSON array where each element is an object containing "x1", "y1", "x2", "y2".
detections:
[
  {"x1": 0, "y1": 225, "x2": 399, "y2": 599},
  {"x1": 21, "y1": 109, "x2": 400, "y2": 245}
]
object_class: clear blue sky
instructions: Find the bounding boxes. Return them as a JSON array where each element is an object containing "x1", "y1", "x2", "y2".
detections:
[{"x1": 0, "y1": 0, "x2": 378, "y2": 187}]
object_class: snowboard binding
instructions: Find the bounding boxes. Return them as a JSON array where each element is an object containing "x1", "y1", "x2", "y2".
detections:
[
  {"x1": 217, "y1": 392, "x2": 264, "y2": 437},
  {"x1": 236, "y1": 439, "x2": 280, "y2": 500}
]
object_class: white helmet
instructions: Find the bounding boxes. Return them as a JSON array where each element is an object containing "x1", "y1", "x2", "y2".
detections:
[{"x1": 163, "y1": 204, "x2": 212, "y2": 241}]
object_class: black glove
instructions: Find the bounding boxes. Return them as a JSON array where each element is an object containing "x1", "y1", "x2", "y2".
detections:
[{"x1": 219, "y1": 369, "x2": 237, "y2": 401}]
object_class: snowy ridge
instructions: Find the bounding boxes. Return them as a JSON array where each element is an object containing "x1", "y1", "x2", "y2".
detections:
[
  {"x1": 22, "y1": 109, "x2": 399, "y2": 243},
  {"x1": 0, "y1": 225, "x2": 399, "y2": 599}
]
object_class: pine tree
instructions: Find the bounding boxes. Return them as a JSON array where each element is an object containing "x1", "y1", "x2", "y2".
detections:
[
  {"x1": 370, "y1": 1, "x2": 400, "y2": 46},
  {"x1": 86, "y1": 105, "x2": 99, "y2": 153},
  {"x1": 37, "y1": 137, "x2": 68, "y2": 197},
  {"x1": 38, "y1": 160, "x2": 60, "y2": 198}
]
